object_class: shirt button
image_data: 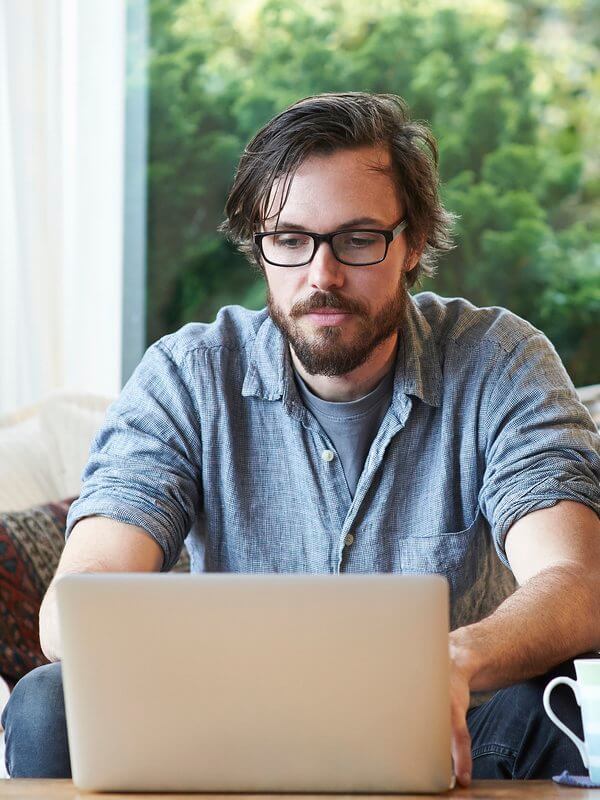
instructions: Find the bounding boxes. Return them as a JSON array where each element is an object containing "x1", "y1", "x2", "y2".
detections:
[
  {"x1": 321, "y1": 449, "x2": 335, "y2": 462},
  {"x1": 344, "y1": 533, "x2": 354, "y2": 547}
]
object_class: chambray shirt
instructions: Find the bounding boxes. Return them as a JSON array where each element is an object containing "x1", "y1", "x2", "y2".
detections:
[{"x1": 66, "y1": 292, "x2": 600, "y2": 705}]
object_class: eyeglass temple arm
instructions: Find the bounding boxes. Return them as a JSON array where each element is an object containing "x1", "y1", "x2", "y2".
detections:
[{"x1": 392, "y1": 219, "x2": 408, "y2": 238}]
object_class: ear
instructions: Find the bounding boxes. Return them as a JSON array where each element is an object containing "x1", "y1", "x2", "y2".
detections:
[
  {"x1": 403, "y1": 235, "x2": 426, "y2": 272},
  {"x1": 403, "y1": 250, "x2": 420, "y2": 273}
]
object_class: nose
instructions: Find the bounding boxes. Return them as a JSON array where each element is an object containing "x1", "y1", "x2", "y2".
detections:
[{"x1": 307, "y1": 240, "x2": 345, "y2": 292}]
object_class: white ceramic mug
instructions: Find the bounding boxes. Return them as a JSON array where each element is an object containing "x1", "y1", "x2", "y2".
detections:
[{"x1": 543, "y1": 659, "x2": 600, "y2": 781}]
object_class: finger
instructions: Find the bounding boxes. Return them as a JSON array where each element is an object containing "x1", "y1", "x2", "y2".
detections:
[{"x1": 451, "y1": 714, "x2": 472, "y2": 786}]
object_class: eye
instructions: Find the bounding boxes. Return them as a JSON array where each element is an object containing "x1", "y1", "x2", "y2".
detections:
[
  {"x1": 341, "y1": 233, "x2": 379, "y2": 248},
  {"x1": 272, "y1": 233, "x2": 311, "y2": 249}
]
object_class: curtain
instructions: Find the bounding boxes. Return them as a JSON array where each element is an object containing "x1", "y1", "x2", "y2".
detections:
[{"x1": 0, "y1": 0, "x2": 126, "y2": 416}]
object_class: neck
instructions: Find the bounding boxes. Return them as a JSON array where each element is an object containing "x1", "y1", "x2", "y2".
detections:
[{"x1": 290, "y1": 334, "x2": 398, "y2": 402}]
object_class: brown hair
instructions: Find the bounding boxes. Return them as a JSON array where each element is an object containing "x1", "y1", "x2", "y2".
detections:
[{"x1": 220, "y1": 92, "x2": 456, "y2": 287}]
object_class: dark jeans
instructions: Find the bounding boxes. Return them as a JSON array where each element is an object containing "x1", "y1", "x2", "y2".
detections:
[
  {"x1": 1, "y1": 656, "x2": 593, "y2": 779},
  {"x1": 468, "y1": 653, "x2": 592, "y2": 779}
]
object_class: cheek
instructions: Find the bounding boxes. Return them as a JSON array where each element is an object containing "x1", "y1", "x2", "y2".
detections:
[
  {"x1": 358, "y1": 274, "x2": 386, "y2": 299},
  {"x1": 268, "y1": 271, "x2": 303, "y2": 308},
  {"x1": 362, "y1": 273, "x2": 402, "y2": 307}
]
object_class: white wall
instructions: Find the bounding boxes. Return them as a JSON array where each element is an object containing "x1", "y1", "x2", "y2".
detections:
[{"x1": 0, "y1": 0, "x2": 126, "y2": 416}]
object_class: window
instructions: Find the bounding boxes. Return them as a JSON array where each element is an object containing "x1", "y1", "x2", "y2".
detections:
[{"x1": 146, "y1": 0, "x2": 599, "y2": 386}]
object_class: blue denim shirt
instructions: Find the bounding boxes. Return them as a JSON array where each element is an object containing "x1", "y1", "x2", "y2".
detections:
[{"x1": 66, "y1": 292, "x2": 600, "y2": 643}]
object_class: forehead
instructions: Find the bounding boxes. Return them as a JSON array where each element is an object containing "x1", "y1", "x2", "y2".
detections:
[{"x1": 264, "y1": 145, "x2": 401, "y2": 228}]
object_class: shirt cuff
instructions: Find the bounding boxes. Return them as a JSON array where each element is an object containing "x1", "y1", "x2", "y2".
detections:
[
  {"x1": 65, "y1": 493, "x2": 184, "y2": 572},
  {"x1": 491, "y1": 476, "x2": 600, "y2": 569}
]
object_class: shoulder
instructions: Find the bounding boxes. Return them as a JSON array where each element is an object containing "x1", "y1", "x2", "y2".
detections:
[
  {"x1": 412, "y1": 291, "x2": 544, "y2": 357},
  {"x1": 152, "y1": 306, "x2": 269, "y2": 365},
  {"x1": 412, "y1": 292, "x2": 577, "y2": 400}
]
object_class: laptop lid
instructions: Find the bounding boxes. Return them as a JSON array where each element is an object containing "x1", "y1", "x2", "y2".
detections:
[{"x1": 57, "y1": 572, "x2": 453, "y2": 793}]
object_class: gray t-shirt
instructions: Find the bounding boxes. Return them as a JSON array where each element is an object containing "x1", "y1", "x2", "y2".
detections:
[{"x1": 293, "y1": 366, "x2": 395, "y2": 499}]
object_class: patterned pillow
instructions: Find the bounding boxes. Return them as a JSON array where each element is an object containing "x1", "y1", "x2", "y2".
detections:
[{"x1": 0, "y1": 499, "x2": 190, "y2": 686}]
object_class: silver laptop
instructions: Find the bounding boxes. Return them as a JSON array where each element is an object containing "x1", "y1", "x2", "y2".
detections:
[{"x1": 56, "y1": 573, "x2": 454, "y2": 793}]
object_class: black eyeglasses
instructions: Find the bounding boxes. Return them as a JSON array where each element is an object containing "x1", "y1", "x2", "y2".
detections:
[{"x1": 253, "y1": 219, "x2": 408, "y2": 267}]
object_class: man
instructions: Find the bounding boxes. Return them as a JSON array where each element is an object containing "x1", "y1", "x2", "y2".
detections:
[{"x1": 3, "y1": 92, "x2": 600, "y2": 783}]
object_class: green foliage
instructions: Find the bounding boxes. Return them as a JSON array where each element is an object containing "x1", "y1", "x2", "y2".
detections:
[{"x1": 146, "y1": 0, "x2": 599, "y2": 385}]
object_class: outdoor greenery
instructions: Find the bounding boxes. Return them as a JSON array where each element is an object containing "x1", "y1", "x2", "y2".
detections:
[{"x1": 147, "y1": 0, "x2": 599, "y2": 386}]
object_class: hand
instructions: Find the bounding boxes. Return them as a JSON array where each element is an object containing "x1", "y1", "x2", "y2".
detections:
[
  {"x1": 39, "y1": 581, "x2": 63, "y2": 663},
  {"x1": 449, "y1": 657, "x2": 473, "y2": 787}
]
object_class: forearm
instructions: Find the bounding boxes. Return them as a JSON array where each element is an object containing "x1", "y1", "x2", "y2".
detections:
[
  {"x1": 450, "y1": 562, "x2": 600, "y2": 692},
  {"x1": 39, "y1": 517, "x2": 164, "y2": 662}
]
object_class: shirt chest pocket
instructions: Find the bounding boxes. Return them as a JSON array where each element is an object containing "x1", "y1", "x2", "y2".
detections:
[{"x1": 400, "y1": 510, "x2": 484, "y2": 605}]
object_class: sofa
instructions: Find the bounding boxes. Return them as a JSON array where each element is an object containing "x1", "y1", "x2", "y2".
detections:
[
  {"x1": 0, "y1": 384, "x2": 599, "y2": 778},
  {"x1": 0, "y1": 390, "x2": 197, "y2": 775}
]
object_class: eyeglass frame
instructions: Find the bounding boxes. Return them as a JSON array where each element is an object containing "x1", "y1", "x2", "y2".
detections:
[{"x1": 253, "y1": 218, "x2": 408, "y2": 267}]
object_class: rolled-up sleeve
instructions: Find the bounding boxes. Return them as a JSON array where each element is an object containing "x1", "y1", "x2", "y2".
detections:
[
  {"x1": 65, "y1": 340, "x2": 202, "y2": 571},
  {"x1": 478, "y1": 333, "x2": 600, "y2": 569}
]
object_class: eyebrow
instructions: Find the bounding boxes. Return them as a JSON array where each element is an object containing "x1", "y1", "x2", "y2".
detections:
[{"x1": 265, "y1": 216, "x2": 392, "y2": 231}]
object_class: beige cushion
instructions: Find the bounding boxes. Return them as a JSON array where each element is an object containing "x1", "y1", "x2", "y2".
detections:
[
  {"x1": 0, "y1": 414, "x2": 58, "y2": 512},
  {"x1": 577, "y1": 384, "x2": 600, "y2": 430},
  {"x1": 38, "y1": 394, "x2": 113, "y2": 499},
  {"x1": 0, "y1": 391, "x2": 114, "y2": 513}
]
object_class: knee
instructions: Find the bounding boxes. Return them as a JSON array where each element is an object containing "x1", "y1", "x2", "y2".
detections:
[
  {"x1": 470, "y1": 657, "x2": 589, "y2": 780},
  {"x1": 4, "y1": 662, "x2": 66, "y2": 731},
  {"x1": 531, "y1": 658, "x2": 582, "y2": 731},
  {"x1": 513, "y1": 659, "x2": 582, "y2": 737},
  {"x1": 512, "y1": 659, "x2": 585, "y2": 778},
  {"x1": 2, "y1": 662, "x2": 71, "y2": 778}
]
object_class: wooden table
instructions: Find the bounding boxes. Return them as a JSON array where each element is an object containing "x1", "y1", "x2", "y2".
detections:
[{"x1": 0, "y1": 781, "x2": 599, "y2": 799}]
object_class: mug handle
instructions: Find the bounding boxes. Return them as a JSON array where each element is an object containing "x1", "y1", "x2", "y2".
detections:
[{"x1": 543, "y1": 676, "x2": 588, "y2": 769}]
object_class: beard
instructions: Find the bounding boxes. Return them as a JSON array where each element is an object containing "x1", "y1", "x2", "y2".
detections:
[{"x1": 267, "y1": 277, "x2": 408, "y2": 377}]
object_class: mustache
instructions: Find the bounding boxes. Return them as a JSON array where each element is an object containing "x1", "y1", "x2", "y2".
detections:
[{"x1": 290, "y1": 292, "x2": 366, "y2": 318}]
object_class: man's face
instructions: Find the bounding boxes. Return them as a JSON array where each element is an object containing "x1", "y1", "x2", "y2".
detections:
[{"x1": 261, "y1": 145, "x2": 417, "y2": 377}]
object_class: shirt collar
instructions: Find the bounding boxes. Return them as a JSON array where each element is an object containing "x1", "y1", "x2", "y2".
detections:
[
  {"x1": 242, "y1": 294, "x2": 442, "y2": 411},
  {"x1": 393, "y1": 293, "x2": 443, "y2": 408},
  {"x1": 242, "y1": 313, "x2": 288, "y2": 402}
]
